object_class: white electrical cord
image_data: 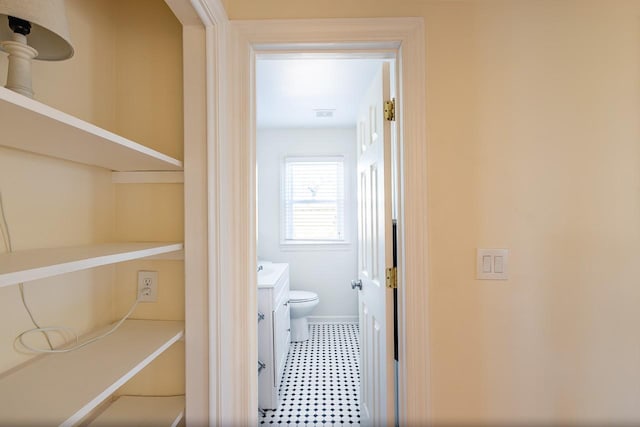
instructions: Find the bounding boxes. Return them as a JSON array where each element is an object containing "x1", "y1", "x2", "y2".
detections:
[
  {"x1": 1, "y1": 191, "x2": 141, "y2": 354},
  {"x1": 0, "y1": 193, "x2": 10, "y2": 250},
  {"x1": 0, "y1": 192, "x2": 54, "y2": 350},
  {"x1": 16, "y1": 297, "x2": 140, "y2": 354}
]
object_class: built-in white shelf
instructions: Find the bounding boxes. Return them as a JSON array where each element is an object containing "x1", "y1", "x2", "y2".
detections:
[
  {"x1": 90, "y1": 396, "x2": 185, "y2": 427},
  {"x1": 147, "y1": 249, "x2": 185, "y2": 261},
  {"x1": 0, "y1": 242, "x2": 183, "y2": 288},
  {"x1": 0, "y1": 320, "x2": 184, "y2": 426},
  {"x1": 0, "y1": 87, "x2": 183, "y2": 172}
]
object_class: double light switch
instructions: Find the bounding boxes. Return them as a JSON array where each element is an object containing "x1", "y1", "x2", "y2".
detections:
[{"x1": 476, "y1": 248, "x2": 509, "y2": 280}]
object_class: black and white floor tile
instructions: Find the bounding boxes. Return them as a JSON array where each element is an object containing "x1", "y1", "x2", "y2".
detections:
[{"x1": 260, "y1": 323, "x2": 360, "y2": 426}]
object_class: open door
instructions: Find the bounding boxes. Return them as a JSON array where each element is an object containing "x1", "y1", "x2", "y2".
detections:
[{"x1": 354, "y1": 62, "x2": 394, "y2": 426}]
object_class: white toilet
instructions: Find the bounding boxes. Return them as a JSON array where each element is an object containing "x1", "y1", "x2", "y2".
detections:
[{"x1": 289, "y1": 290, "x2": 319, "y2": 342}]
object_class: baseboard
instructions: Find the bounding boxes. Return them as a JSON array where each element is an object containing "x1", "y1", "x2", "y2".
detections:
[{"x1": 308, "y1": 315, "x2": 358, "y2": 324}]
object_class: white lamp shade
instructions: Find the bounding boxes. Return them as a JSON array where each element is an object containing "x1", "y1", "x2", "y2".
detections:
[{"x1": 0, "y1": 0, "x2": 73, "y2": 60}]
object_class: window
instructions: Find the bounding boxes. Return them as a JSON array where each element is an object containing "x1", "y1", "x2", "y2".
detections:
[{"x1": 282, "y1": 156, "x2": 345, "y2": 243}]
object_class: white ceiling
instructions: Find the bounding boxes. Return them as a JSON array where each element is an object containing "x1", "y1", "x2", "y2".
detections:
[{"x1": 256, "y1": 58, "x2": 384, "y2": 129}]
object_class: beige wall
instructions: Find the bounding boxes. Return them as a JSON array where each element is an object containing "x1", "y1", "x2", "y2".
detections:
[
  {"x1": 112, "y1": 0, "x2": 184, "y2": 160},
  {"x1": 223, "y1": 0, "x2": 640, "y2": 424},
  {"x1": 0, "y1": 0, "x2": 184, "y2": 400}
]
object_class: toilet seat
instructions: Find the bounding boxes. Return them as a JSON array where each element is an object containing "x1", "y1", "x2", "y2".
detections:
[{"x1": 289, "y1": 290, "x2": 318, "y2": 303}]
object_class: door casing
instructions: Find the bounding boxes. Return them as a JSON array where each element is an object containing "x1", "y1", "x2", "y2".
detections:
[{"x1": 222, "y1": 17, "x2": 431, "y2": 425}]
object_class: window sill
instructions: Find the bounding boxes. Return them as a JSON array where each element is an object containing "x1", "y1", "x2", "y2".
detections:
[{"x1": 279, "y1": 241, "x2": 352, "y2": 252}]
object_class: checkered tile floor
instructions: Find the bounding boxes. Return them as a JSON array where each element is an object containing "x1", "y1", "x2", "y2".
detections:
[{"x1": 259, "y1": 323, "x2": 360, "y2": 426}]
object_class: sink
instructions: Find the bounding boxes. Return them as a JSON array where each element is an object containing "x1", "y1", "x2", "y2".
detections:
[
  {"x1": 257, "y1": 262, "x2": 288, "y2": 288},
  {"x1": 258, "y1": 264, "x2": 275, "y2": 275}
]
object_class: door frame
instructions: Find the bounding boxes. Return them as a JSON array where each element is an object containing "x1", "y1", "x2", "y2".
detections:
[
  {"x1": 226, "y1": 18, "x2": 431, "y2": 425},
  {"x1": 163, "y1": 0, "x2": 232, "y2": 424}
]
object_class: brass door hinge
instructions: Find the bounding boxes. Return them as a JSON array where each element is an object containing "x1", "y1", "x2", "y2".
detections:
[
  {"x1": 384, "y1": 98, "x2": 396, "y2": 121},
  {"x1": 386, "y1": 267, "x2": 397, "y2": 289}
]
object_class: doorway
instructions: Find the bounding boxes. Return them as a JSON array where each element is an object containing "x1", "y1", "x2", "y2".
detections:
[
  {"x1": 255, "y1": 53, "x2": 397, "y2": 425},
  {"x1": 215, "y1": 17, "x2": 429, "y2": 425}
]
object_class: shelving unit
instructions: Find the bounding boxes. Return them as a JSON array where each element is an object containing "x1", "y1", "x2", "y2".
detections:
[
  {"x1": 0, "y1": 87, "x2": 183, "y2": 172},
  {"x1": 0, "y1": 320, "x2": 184, "y2": 426},
  {"x1": 0, "y1": 242, "x2": 183, "y2": 288},
  {"x1": 90, "y1": 396, "x2": 185, "y2": 427},
  {"x1": 0, "y1": 3, "x2": 189, "y2": 425}
]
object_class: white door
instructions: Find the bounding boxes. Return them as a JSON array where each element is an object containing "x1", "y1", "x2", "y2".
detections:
[{"x1": 355, "y1": 62, "x2": 394, "y2": 426}]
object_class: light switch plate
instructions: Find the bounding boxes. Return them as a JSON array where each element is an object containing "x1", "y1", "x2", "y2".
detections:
[{"x1": 476, "y1": 248, "x2": 509, "y2": 280}]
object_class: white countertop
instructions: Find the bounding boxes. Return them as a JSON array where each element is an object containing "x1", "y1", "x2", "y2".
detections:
[{"x1": 258, "y1": 262, "x2": 288, "y2": 288}]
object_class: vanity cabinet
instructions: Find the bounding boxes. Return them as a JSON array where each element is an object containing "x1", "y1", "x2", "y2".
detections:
[{"x1": 258, "y1": 263, "x2": 291, "y2": 409}]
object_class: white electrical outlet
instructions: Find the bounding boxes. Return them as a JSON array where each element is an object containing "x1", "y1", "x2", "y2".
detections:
[{"x1": 137, "y1": 270, "x2": 158, "y2": 302}]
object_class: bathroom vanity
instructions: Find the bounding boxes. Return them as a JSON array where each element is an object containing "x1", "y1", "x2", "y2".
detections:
[{"x1": 257, "y1": 263, "x2": 291, "y2": 409}]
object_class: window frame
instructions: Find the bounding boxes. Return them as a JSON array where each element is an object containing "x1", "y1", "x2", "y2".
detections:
[{"x1": 279, "y1": 155, "x2": 351, "y2": 250}]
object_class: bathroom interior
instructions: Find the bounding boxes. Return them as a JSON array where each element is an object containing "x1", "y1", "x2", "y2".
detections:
[{"x1": 255, "y1": 56, "x2": 391, "y2": 425}]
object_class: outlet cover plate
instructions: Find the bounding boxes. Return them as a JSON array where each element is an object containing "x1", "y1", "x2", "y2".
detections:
[{"x1": 137, "y1": 270, "x2": 158, "y2": 302}]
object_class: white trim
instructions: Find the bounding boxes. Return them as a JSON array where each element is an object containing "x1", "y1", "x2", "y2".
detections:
[
  {"x1": 163, "y1": 0, "x2": 229, "y2": 425},
  {"x1": 180, "y1": 24, "x2": 211, "y2": 427},
  {"x1": 229, "y1": 17, "x2": 430, "y2": 425},
  {"x1": 308, "y1": 315, "x2": 358, "y2": 324},
  {"x1": 257, "y1": 51, "x2": 397, "y2": 61}
]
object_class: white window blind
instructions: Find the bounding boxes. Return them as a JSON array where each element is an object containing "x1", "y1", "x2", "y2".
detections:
[{"x1": 283, "y1": 157, "x2": 345, "y2": 242}]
